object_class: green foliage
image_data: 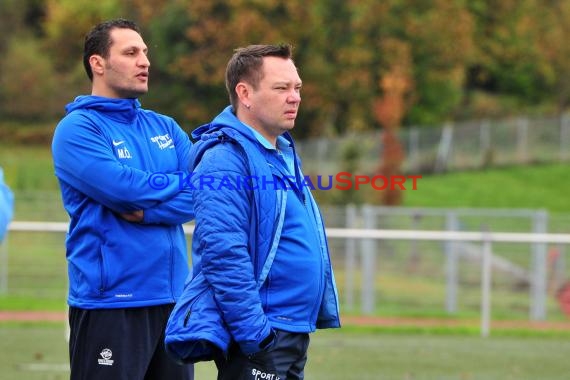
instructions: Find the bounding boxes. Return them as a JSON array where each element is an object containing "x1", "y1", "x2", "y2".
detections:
[
  {"x1": 43, "y1": 0, "x2": 125, "y2": 72},
  {"x1": 467, "y1": 0, "x2": 570, "y2": 109},
  {"x1": 0, "y1": 0, "x2": 26, "y2": 52},
  {"x1": 0, "y1": 0, "x2": 568, "y2": 135},
  {"x1": 0, "y1": 36, "x2": 60, "y2": 120}
]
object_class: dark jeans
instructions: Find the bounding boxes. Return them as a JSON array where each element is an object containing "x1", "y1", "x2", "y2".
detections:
[
  {"x1": 214, "y1": 330, "x2": 310, "y2": 380},
  {"x1": 68, "y1": 305, "x2": 194, "y2": 380}
]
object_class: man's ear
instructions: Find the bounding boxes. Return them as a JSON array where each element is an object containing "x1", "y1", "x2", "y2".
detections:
[
  {"x1": 235, "y1": 82, "x2": 251, "y2": 108},
  {"x1": 89, "y1": 55, "x2": 105, "y2": 77}
]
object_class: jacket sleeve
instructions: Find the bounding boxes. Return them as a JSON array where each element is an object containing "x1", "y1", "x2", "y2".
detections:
[
  {"x1": 192, "y1": 143, "x2": 272, "y2": 355},
  {"x1": 52, "y1": 112, "x2": 186, "y2": 213},
  {"x1": 140, "y1": 188, "x2": 193, "y2": 225},
  {"x1": 142, "y1": 121, "x2": 194, "y2": 225}
]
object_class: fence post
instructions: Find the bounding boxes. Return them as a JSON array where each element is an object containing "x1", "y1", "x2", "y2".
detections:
[
  {"x1": 360, "y1": 205, "x2": 376, "y2": 314},
  {"x1": 408, "y1": 127, "x2": 419, "y2": 173},
  {"x1": 0, "y1": 234, "x2": 8, "y2": 294},
  {"x1": 480, "y1": 120, "x2": 492, "y2": 167},
  {"x1": 530, "y1": 210, "x2": 548, "y2": 320},
  {"x1": 344, "y1": 205, "x2": 357, "y2": 311},
  {"x1": 517, "y1": 117, "x2": 529, "y2": 163},
  {"x1": 434, "y1": 123, "x2": 453, "y2": 173},
  {"x1": 445, "y1": 211, "x2": 459, "y2": 314},
  {"x1": 561, "y1": 113, "x2": 570, "y2": 162},
  {"x1": 481, "y1": 231, "x2": 493, "y2": 337}
]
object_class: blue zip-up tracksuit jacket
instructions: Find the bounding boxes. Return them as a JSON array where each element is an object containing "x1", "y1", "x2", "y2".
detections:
[
  {"x1": 180, "y1": 106, "x2": 340, "y2": 355},
  {"x1": 52, "y1": 95, "x2": 194, "y2": 309}
]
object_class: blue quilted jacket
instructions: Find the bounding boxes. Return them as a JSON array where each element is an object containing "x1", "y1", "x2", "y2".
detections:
[{"x1": 165, "y1": 106, "x2": 340, "y2": 362}]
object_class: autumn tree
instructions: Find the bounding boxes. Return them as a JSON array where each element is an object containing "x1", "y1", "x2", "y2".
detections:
[
  {"x1": 0, "y1": 0, "x2": 57, "y2": 120},
  {"x1": 137, "y1": 0, "x2": 315, "y2": 131},
  {"x1": 40, "y1": 0, "x2": 129, "y2": 115},
  {"x1": 465, "y1": 0, "x2": 566, "y2": 115},
  {"x1": 533, "y1": 0, "x2": 570, "y2": 111},
  {"x1": 1, "y1": 0, "x2": 568, "y2": 153},
  {"x1": 373, "y1": 39, "x2": 413, "y2": 205}
]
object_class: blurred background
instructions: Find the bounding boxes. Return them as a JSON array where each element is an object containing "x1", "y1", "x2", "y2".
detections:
[{"x1": 1, "y1": 0, "x2": 570, "y2": 379}]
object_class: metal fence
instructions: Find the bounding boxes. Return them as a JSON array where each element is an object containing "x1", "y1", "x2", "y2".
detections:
[
  {"x1": 3, "y1": 205, "x2": 570, "y2": 337},
  {"x1": 319, "y1": 206, "x2": 570, "y2": 322},
  {"x1": 296, "y1": 114, "x2": 570, "y2": 175}
]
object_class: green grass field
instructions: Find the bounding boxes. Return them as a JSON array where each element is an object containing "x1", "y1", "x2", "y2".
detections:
[
  {"x1": 1, "y1": 324, "x2": 569, "y2": 380},
  {"x1": 403, "y1": 163, "x2": 570, "y2": 213},
  {"x1": 2, "y1": 144, "x2": 570, "y2": 379}
]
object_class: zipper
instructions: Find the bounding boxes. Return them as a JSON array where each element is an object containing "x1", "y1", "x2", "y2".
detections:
[
  {"x1": 306, "y1": 195, "x2": 325, "y2": 323},
  {"x1": 99, "y1": 247, "x2": 107, "y2": 295},
  {"x1": 310, "y1": 236, "x2": 325, "y2": 323},
  {"x1": 183, "y1": 286, "x2": 210, "y2": 327}
]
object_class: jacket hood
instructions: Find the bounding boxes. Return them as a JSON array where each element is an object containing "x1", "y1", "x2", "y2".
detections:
[
  {"x1": 65, "y1": 95, "x2": 141, "y2": 123},
  {"x1": 192, "y1": 105, "x2": 259, "y2": 145}
]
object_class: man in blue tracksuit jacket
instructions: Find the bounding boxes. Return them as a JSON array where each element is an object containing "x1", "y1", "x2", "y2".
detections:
[
  {"x1": 182, "y1": 44, "x2": 340, "y2": 380},
  {"x1": 51, "y1": 19, "x2": 193, "y2": 380}
]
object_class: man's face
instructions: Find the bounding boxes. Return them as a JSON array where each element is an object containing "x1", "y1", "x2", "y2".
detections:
[
  {"x1": 246, "y1": 56, "x2": 302, "y2": 142},
  {"x1": 97, "y1": 28, "x2": 150, "y2": 98}
]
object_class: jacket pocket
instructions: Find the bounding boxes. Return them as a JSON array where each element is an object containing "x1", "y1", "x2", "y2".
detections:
[
  {"x1": 99, "y1": 246, "x2": 108, "y2": 295},
  {"x1": 165, "y1": 272, "x2": 231, "y2": 364}
]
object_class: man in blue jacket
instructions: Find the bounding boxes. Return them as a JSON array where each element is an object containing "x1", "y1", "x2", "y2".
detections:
[
  {"x1": 51, "y1": 19, "x2": 194, "y2": 380},
  {"x1": 188, "y1": 44, "x2": 340, "y2": 379},
  {"x1": 0, "y1": 167, "x2": 14, "y2": 243}
]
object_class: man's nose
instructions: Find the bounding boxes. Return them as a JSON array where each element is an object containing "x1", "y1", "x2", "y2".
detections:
[
  {"x1": 138, "y1": 53, "x2": 150, "y2": 68},
  {"x1": 288, "y1": 90, "x2": 301, "y2": 103}
]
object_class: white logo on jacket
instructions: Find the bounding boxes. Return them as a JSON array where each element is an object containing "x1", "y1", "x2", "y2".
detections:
[
  {"x1": 111, "y1": 138, "x2": 132, "y2": 159},
  {"x1": 151, "y1": 134, "x2": 174, "y2": 150}
]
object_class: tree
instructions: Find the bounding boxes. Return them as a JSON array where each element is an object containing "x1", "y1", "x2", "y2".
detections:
[
  {"x1": 140, "y1": 0, "x2": 317, "y2": 131},
  {"x1": 43, "y1": 0, "x2": 125, "y2": 73},
  {"x1": 0, "y1": 0, "x2": 27, "y2": 53},
  {"x1": 536, "y1": 0, "x2": 570, "y2": 111},
  {"x1": 373, "y1": 39, "x2": 413, "y2": 205},
  {"x1": 466, "y1": 0, "x2": 557, "y2": 112},
  {"x1": 0, "y1": 36, "x2": 59, "y2": 120}
]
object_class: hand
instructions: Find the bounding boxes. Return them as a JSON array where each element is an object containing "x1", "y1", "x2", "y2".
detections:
[{"x1": 119, "y1": 210, "x2": 144, "y2": 223}]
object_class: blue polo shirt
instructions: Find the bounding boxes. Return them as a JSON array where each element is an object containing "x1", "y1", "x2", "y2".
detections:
[{"x1": 250, "y1": 130, "x2": 325, "y2": 332}]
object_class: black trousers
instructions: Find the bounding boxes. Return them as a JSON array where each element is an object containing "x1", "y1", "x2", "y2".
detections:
[
  {"x1": 68, "y1": 304, "x2": 194, "y2": 380},
  {"x1": 214, "y1": 330, "x2": 310, "y2": 380}
]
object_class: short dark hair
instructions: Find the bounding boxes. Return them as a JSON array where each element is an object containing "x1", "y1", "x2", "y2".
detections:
[
  {"x1": 225, "y1": 44, "x2": 293, "y2": 111},
  {"x1": 83, "y1": 18, "x2": 141, "y2": 81}
]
